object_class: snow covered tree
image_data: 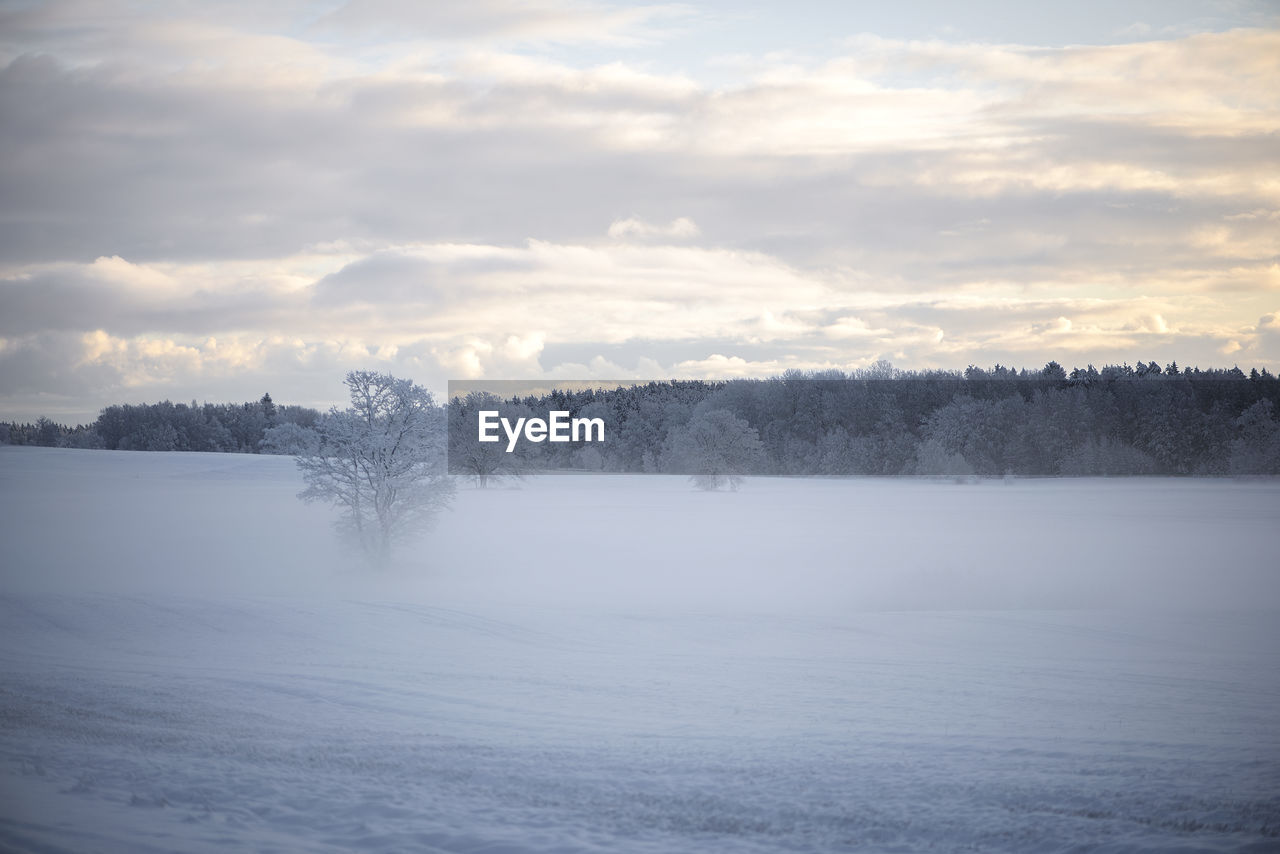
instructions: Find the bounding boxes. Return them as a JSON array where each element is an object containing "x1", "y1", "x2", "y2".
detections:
[
  {"x1": 259, "y1": 421, "x2": 319, "y2": 455},
  {"x1": 260, "y1": 392, "x2": 277, "y2": 424},
  {"x1": 446, "y1": 391, "x2": 537, "y2": 487},
  {"x1": 1230, "y1": 398, "x2": 1280, "y2": 475},
  {"x1": 913, "y1": 437, "x2": 975, "y2": 481},
  {"x1": 1041, "y1": 360, "x2": 1067, "y2": 382},
  {"x1": 297, "y1": 371, "x2": 455, "y2": 567},
  {"x1": 665, "y1": 408, "x2": 765, "y2": 491}
]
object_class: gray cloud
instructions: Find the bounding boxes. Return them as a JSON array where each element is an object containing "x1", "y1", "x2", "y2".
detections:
[{"x1": 0, "y1": 264, "x2": 302, "y2": 337}]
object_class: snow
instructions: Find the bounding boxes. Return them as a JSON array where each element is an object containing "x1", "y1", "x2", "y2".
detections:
[{"x1": 2, "y1": 446, "x2": 1279, "y2": 852}]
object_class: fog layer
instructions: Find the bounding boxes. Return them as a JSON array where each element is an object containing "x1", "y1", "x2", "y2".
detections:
[{"x1": 2, "y1": 446, "x2": 1276, "y2": 612}]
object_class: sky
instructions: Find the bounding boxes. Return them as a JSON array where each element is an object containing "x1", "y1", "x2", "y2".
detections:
[{"x1": 1, "y1": 0, "x2": 1278, "y2": 422}]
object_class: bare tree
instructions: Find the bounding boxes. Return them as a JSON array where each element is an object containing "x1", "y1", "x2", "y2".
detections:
[{"x1": 297, "y1": 371, "x2": 455, "y2": 567}]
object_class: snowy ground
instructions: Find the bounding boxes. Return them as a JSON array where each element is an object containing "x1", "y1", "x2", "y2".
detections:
[{"x1": 1, "y1": 447, "x2": 1279, "y2": 852}]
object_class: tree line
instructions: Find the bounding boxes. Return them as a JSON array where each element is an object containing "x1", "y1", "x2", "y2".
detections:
[
  {"x1": 5, "y1": 360, "x2": 1280, "y2": 475},
  {"x1": 1, "y1": 394, "x2": 320, "y2": 453},
  {"x1": 448, "y1": 361, "x2": 1280, "y2": 478}
]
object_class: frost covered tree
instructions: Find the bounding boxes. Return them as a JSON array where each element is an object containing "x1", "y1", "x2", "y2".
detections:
[
  {"x1": 446, "y1": 391, "x2": 537, "y2": 487},
  {"x1": 297, "y1": 371, "x2": 455, "y2": 567},
  {"x1": 1230, "y1": 398, "x2": 1280, "y2": 475},
  {"x1": 914, "y1": 437, "x2": 975, "y2": 481},
  {"x1": 665, "y1": 408, "x2": 765, "y2": 491},
  {"x1": 259, "y1": 421, "x2": 319, "y2": 455}
]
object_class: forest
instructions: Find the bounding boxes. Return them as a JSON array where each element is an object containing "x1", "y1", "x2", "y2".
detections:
[
  {"x1": 448, "y1": 361, "x2": 1280, "y2": 477},
  {"x1": 0, "y1": 394, "x2": 319, "y2": 454},
  {"x1": 5, "y1": 361, "x2": 1280, "y2": 476}
]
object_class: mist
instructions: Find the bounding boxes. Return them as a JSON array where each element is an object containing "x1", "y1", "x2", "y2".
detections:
[{"x1": 3, "y1": 446, "x2": 1276, "y2": 613}]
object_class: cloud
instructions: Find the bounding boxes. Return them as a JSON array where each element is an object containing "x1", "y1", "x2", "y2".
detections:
[
  {"x1": 1231, "y1": 310, "x2": 1280, "y2": 363},
  {"x1": 672, "y1": 354, "x2": 775, "y2": 378},
  {"x1": 607, "y1": 216, "x2": 700, "y2": 240},
  {"x1": 0, "y1": 256, "x2": 309, "y2": 337},
  {"x1": 311, "y1": 247, "x2": 534, "y2": 306},
  {"x1": 1132, "y1": 314, "x2": 1170, "y2": 335},
  {"x1": 0, "y1": 232, "x2": 1273, "y2": 420},
  {"x1": 823, "y1": 316, "x2": 887, "y2": 340},
  {"x1": 3, "y1": 28, "x2": 1275, "y2": 270},
  {"x1": 312, "y1": 0, "x2": 691, "y2": 47},
  {"x1": 2, "y1": 8, "x2": 1279, "y2": 420}
]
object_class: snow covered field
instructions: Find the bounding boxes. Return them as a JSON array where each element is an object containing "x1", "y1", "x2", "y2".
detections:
[{"x1": 2, "y1": 446, "x2": 1279, "y2": 852}]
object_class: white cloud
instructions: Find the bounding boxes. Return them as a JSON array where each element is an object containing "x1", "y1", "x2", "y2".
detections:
[
  {"x1": 823, "y1": 316, "x2": 886, "y2": 340},
  {"x1": 672, "y1": 354, "x2": 772, "y2": 378},
  {"x1": 607, "y1": 216, "x2": 700, "y2": 240}
]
